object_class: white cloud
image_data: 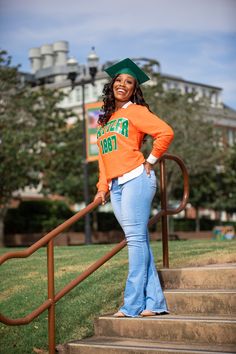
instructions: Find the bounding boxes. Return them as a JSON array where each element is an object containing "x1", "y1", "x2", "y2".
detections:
[
  {"x1": 0, "y1": 0, "x2": 235, "y2": 109},
  {"x1": 1, "y1": 0, "x2": 236, "y2": 33}
]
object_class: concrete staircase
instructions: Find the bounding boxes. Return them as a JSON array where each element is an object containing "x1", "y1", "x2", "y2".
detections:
[{"x1": 58, "y1": 264, "x2": 236, "y2": 353}]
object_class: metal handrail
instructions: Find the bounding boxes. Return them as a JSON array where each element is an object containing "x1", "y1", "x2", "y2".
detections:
[{"x1": 0, "y1": 153, "x2": 189, "y2": 353}]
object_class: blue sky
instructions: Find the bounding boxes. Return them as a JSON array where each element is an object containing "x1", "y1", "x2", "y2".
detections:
[{"x1": 0, "y1": 0, "x2": 236, "y2": 109}]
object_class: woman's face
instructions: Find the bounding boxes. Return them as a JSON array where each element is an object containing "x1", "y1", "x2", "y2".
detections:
[{"x1": 113, "y1": 74, "x2": 136, "y2": 104}]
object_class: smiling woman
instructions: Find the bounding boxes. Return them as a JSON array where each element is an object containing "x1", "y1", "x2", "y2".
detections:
[
  {"x1": 94, "y1": 58, "x2": 174, "y2": 318},
  {"x1": 113, "y1": 74, "x2": 136, "y2": 108}
]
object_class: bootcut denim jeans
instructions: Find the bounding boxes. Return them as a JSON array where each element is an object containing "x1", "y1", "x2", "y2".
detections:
[{"x1": 110, "y1": 168, "x2": 168, "y2": 317}]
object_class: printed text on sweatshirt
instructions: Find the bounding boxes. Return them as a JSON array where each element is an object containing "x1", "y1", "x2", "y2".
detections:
[{"x1": 96, "y1": 104, "x2": 174, "y2": 192}]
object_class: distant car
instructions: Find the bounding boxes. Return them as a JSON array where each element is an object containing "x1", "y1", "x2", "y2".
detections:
[{"x1": 212, "y1": 225, "x2": 235, "y2": 240}]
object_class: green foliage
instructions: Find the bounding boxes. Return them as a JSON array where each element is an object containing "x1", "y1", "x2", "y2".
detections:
[
  {"x1": 4, "y1": 201, "x2": 123, "y2": 235},
  {"x1": 5, "y1": 200, "x2": 74, "y2": 234},
  {"x1": 41, "y1": 119, "x2": 85, "y2": 203},
  {"x1": 144, "y1": 76, "x2": 220, "y2": 174},
  {"x1": 0, "y1": 50, "x2": 82, "y2": 242},
  {"x1": 214, "y1": 145, "x2": 236, "y2": 213},
  {"x1": 172, "y1": 217, "x2": 236, "y2": 232},
  {"x1": 0, "y1": 50, "x2": 72, "y2": 207},
  {"x1": 142, "y1": 71, "x2": 224, "y2": 216},
  {"x1": 96, "y1": 212, "x2": 122, "y2": 231}
]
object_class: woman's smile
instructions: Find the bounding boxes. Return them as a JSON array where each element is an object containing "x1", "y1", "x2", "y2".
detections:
[
  {"x1": 113, "y1": 74, "x2": 136, "y2": 106},
  {"x1": 117, "y1": 88, "x2": 127, "y2": 94}
]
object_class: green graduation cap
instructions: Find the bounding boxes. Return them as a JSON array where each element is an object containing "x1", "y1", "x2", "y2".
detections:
[{"x1": 104, "y1": 58, "x2": 150, "y2": 85}]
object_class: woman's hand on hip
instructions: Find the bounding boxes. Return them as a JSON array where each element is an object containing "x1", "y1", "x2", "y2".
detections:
[
  {"x1": 144, "y1": 161, "x2": 153, "y2": 177},
  {"x1": 94, "y1": 191, "x2": 106, "y2": 205}
]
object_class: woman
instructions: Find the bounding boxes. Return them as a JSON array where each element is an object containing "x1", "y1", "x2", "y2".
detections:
[{"x1": 94, "y1": 58, "x2": 174, "y2": 317}]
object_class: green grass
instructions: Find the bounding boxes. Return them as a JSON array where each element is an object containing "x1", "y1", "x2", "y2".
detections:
[{"x1": 0, "y1": 239, "x2": 236, "y2": 354}]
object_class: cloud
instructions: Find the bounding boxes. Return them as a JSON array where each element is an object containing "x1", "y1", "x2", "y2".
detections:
[
  {"x1": 1, "y1": 0, "x2": 236, "y2": 34},
  {"x1": 0, "y1": 0, "x2": 235, "y2": 109}
]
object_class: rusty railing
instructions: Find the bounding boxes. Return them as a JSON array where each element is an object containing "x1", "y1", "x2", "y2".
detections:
[{"x1": 0, "y1": 153, "x2": 189, "y2": 354}]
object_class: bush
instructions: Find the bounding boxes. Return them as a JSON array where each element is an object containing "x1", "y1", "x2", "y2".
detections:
[
  {"x1": 96, "y1": 212, "x2": 122, "y2": 232},
  {"x1": 6, "y1": 201, "x2": 236, "y2": 235},
  {"x1": 173, "y1": 218, "x2": 196, "y2": 231},
  {"x1": 5, "y1": 202, "x2": 121, "y2": 235},
  {"x1": 5, "y1": 200, "x2": 74, "y2": 234},
  {"x1": 172, "y1": 217, "x2": 236, "y2": 232}
]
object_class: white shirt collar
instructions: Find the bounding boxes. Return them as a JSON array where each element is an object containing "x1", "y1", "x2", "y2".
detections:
[{"x1": 122, "y1": 101, "x2": 133, "y2": 109}]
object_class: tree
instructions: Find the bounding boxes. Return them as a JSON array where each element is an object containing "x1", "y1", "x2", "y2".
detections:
[
  {"x1": 0, "y1": 50, "x2": 73, "y2": 244},
  {"x1": 214, "y1": 145, "x2": 236, "y2": 217},
  {"x1": 41, "y1": 118, "x2": 85, "y2": 203},
  {"x1": 142, "y1": 70, "x2": 223, "y2": 230}
]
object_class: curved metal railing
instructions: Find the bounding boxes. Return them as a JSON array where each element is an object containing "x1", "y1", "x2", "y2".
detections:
[{"x1": 0, "y1": 153, "x2": 189, "y2": 353}]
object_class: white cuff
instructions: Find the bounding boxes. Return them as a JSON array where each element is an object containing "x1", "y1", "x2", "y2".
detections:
[{"x1": 146, "y1": 154, "x2": 158, "y2": 164}]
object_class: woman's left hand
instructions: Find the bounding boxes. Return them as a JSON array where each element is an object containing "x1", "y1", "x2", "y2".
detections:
[{"x1": 144, "y1": 161, "x2": 153, "y2": 177}]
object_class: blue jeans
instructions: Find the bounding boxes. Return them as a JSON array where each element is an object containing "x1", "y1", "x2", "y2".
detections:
[{"x1": 110, "y1": 169, "x2": 168, "y2": 317}]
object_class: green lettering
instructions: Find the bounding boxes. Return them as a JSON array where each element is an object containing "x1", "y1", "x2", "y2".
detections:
[
  {"x1": 107, "y1": 137, "x2": 112, "y2": 151},
  {"x1": 97, "y1": 127, "x2": 105, "y2": 138},
  {"x1": 99, "y1": 135, "x2": 117, "y2": 154},
  {"x1": 109, "y1": 119, "x2": 116, "y2": 132},
  {"x1": 103, "y1": 139, "x2": 108, "y2": 153},
  {"x1": 121, "y1": 120, "x2": 129, "y2": 137},
  {"x1": 115, "y1": 118, "x2": 123, "y2": 135},
  {"x1": 111, "y1": 135, "x2": 117, "y2": 150},
  {"x1": 105, "y1": 121, "x2": 112, "y2": 132},
  {"x1": 100, "y1": 140, "x2": 104, "y2": 154}
]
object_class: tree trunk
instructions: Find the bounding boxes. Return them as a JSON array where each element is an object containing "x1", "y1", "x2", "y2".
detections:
[
  {"x1": 195, "y1": 207, "x2": 200, "y2": 232},
  {"x1": 0, "y1": 207, "x2": 7, "y2": 247},
  {"x1": 0, "y1": 215, "x2": 5, "y2": 247}
]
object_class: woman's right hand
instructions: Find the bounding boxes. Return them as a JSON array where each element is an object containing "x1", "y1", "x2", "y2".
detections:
[{"x1": 94, "y1": 191, "x2": 107, "y2": 205}]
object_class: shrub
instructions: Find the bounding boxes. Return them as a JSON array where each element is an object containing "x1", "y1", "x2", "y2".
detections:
[{"x1": 5, "y1": 200, "x2": 74, "y2": 234}]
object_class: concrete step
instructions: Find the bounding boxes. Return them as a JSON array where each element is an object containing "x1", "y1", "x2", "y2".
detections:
[
  {"x1": 94, "y1": 315, "x2": 236, "y2": 346},
  {"x1": 164, "y1": 289, "x2": 236, "y2": 316},
  {"x1": 59, "y1": 336, "x2": 236, "y2": 354},
  {"x1": 159, "y1": 265, "x2": 236, "y2": 290}
]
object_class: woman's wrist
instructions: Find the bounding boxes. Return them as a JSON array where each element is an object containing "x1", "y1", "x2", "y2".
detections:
[{"x1": 146, "y1": 154, "x2": 158, "y2": 165}]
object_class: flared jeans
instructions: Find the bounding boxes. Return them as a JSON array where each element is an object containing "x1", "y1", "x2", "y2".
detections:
[{"x1": 110, "y1": 169, "x2": 168, "y2": 317}]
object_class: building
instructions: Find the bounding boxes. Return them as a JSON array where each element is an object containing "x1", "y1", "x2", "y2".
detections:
[
  {"x1": 25, "y1": 40, "x2": 236, "y2": 148},
  {"x1": 21, "y1": 40, "x2": 236, "y2": 221}
]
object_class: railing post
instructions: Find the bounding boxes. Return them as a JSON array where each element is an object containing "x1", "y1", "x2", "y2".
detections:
[
  {"x1": 47, "y1": 239, "x2": 55, "y2": 354},
  {"x1": 159, "y1": 159, "x2": 169, "y2": 268}
]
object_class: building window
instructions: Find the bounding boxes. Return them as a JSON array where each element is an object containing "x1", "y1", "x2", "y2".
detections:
[
  {"x1": 173, "y1": 82, "x2": 179, "y2": 90},
  {"x1": 85, "y1": 85, "x2": 89, "y2": 101},
  {"x1": 215, "y1": 127, "x2": 225, "y2": 149},
  {"x1": 166, "y1": 81, "x2": 172, "y2": 90},
  {"x1": 68, "y1": 90, "x2": 73, "y2": 103},
  {"x1": 75, "y1": 87, "x2": 81, "y2": 102},
  {"x1": 228, "y1": 129, "x2": 236, "y2": 146},
  {"x1": 92, "y1": 84, "x2": 97, "y2": 97}
]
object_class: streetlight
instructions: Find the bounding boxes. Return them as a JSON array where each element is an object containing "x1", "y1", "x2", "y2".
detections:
[{"x1": 67, "y1": 47, "x2": 99, "y2": 244}]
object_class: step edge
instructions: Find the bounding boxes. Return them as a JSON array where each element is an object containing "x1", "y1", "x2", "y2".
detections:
[
  {"x1": 164, "y1": 290, "x2": 236, "y2": 293},
  {"x1": 98, "y1": 315, "x2": 236, "y2": 322},
  {"x1": 159, "y1": 265, "x2": 236, "y2": 271},
  {"x1": 66, "y1": 337, "x2": 236, "y2": 354},
  {"x1": 68, "y1": 343, "x2": 236, "y2": 354}
]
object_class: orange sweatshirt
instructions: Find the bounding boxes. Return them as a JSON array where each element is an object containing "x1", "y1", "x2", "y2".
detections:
[{"x1": 96, "y1": 103, "x2": 174, "y2": 192}]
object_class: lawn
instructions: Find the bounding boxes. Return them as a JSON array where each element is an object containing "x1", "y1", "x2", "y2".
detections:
[{"x1": 0, "y1": 239, "x2": 236, "y2": 354}]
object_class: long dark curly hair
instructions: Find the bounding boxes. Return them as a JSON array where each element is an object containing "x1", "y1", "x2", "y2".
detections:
[{"x1": 98, "y1": 75, "x2": 151, "y2": 126}]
